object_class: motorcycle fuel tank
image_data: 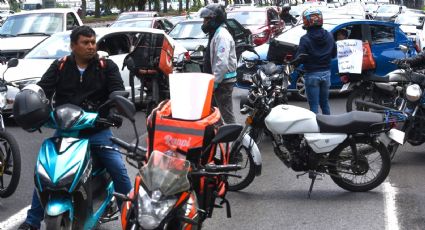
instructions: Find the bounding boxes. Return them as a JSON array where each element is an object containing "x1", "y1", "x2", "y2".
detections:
[
  {"x1": 387, "y1": 69, "x2": 408, "y2": 82},
  {"x1": 265, "y1": 105, "x2": 319, "y2": 134}
]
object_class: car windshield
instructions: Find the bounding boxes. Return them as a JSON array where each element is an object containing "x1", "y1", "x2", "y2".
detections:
[
  {"x1": 168, "y1": 21, "x2": 207, "y2": 39},
  {"x1": 395, "y1": 14, "x2": 424, "y2": 26},
  {"x1": 0, "y1": 13, "x2": 63, "y2": 36},
  {"x1": 376, "y1": 5, "x2": 400, "y2": 14},
  {"x1": 25, "y1": 33, "x2": 71, "y2": 59},
  {"x1": 110, "y1": 19, "x2": 152, "y2": 28},
  {"x1": 227, "y1": 11, "x2": 266, "y2": 25}
]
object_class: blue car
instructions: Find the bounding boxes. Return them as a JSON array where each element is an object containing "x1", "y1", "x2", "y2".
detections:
[{"x1": 237, "y1": 19, "x2": 417, "y2": 100}]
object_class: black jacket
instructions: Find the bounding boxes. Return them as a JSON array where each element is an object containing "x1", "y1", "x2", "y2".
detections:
[
  {"x1": 404, "y1": 52, "x2": 425, "y2": 68},
  {"x1": 295, "y1": 27, "x2": 337, "y2": 73},
  {"x1": 37, "y1": 54, "x2": 124, "y2": 112}
]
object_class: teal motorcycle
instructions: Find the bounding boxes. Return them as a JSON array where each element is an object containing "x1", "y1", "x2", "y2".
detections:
[{"x1": 34, "y1": 93, "x2": 133, "y2": 229}]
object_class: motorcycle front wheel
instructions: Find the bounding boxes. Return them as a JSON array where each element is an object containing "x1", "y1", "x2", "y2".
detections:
[
  {"x1": 227, "y1": 143, "x2": 256, "y2": 191},
  {"x1": 328, "y1": 139, "x2": 390, "y2": 192},
  {"x1": 0, "y1": 131, "x2": 21, "y2": 198},
  {"x1": 43, "y1": 213, "x2": 72, "y2": 230}
]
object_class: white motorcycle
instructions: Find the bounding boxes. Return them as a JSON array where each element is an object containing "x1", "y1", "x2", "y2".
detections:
[{"x1": 261, "y1": 104, "x2": 403, "y2": 197}]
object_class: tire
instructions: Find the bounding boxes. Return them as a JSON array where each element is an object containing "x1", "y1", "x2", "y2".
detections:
[
  {"x1": 227, "y1": 144, "x2": 256, "y2": 191},
  {"x1": 0, "y1": 131, "x2": 21, "y2": 198},
  {"x1": 292, "y1": 75, "x2": 307, "y2": 101},
  {"x1": 328, "y1": 138, "x2": 390, "y2": 192},
  {"x1": 44, "y1": 213, "x2": 72, "y2": 230},
  {"x1": 346, "y1": 88, "x2": 373, "y2": 112}
]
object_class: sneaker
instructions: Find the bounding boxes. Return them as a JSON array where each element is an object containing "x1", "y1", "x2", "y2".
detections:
[{"x1": 17, "y1": 222, "x2": 38, "y2": 230}]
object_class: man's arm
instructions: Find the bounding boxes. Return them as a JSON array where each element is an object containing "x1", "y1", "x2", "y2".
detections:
[
  {"x1": 37, "y1": 60, "x2": 60, "y2": 100},
  {"x1": 404, "y1": 52, "x2": 425, "y2": 68},
  {"x1": 212, "y1": 32, "x2": 232, "y2": 85},
  {"x1": 105, "y1": 59, "x2": 125, "y2": 93}
]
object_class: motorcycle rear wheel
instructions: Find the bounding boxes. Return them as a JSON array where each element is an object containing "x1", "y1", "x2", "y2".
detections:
[
  {"x1": 43, "y1": 213, "x2": 72, "y2": 230},
  {"x1": 346, "y1": 88, "x2": 374, "y2": 112},
  {"x1": 0, "y1": 131, "x2": 21, "y2": 198},
  {"x1": 328, "y1": 139, "x2": 390, "y2": 192}
]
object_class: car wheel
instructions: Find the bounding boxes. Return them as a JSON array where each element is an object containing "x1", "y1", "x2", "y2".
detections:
[{"x1": 292, "y1": 75, "x2": 307, "y2": 101}]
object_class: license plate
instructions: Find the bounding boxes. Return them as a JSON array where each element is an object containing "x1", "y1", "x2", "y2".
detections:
[
  {"x1": 388, "y1": 128, "x2": 405, "y2": 145},
  {"x1": 340, "y1": 82, "x2": 350, "y2": 92},
  {"x1": 243, "y1": 73, "x2": 252, "y2": 81}
]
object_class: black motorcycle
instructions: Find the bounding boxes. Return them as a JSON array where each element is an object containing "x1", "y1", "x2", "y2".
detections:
[{"x1": 0, "y1": 58, "x2": 21, "y2": 198}]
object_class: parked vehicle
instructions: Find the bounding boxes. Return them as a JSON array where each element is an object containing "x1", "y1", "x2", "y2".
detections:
[
  {"x1": 238, "y1": 19, "x2": 417, "y2": 100},
  {"x1": 394, "y1": 13, "x2": 424, "y2": 42},
  {"x1": 18, "y1": 92, "x2": 130, "y2": 229},
  {"x1": 373, "y1": 4, "x2": 406, "y2": 22},
  {"x1": 111, "y1": 100, "x2": 243, "y2": 229},
  {"x1": 109, "y1": 17, "x2": 174, "y2": 33},
  {"x1": 241, "y1": 91, "x2": 401, "y2": 195},
  {"x1": 0, "y1": 58, "x2": 20, "y2": 198},
  {"x1": 116, "y1": 11, "x2": 160, "y2": 21},
  {"x1": 0, "y1": 8, "x2": 83, "y2": 60},
  {"x1": 0, "y1": 27, "x2": 187, "y2": 115},
  {"x1": 168, "y1": 18, "x2": 251, "y2": 66},
  {"x1": 227, "y1": 6, "x2": 284, "y2": 46}
]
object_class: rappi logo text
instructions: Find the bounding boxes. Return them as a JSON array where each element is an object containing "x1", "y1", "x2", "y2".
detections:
[{"x1": 164, "y1": 135, "x2": 192, "y2": 148}]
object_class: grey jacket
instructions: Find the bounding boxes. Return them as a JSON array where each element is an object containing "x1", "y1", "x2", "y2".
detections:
[{"x1": 209, "y1": 25, "x2": 237, "y2": 85}]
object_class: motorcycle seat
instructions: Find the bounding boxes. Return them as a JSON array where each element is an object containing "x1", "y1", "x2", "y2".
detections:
[
  {"x1": 363, "y1": 73, "x2": 389, "y2": 82},
  {"x1": 316, "y1": 111, "x2": 383, "y2": 134}
]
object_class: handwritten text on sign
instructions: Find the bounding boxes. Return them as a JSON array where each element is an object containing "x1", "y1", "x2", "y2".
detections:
[{"x1": 337, "y1": 39, "x2": 363, "y2": 74}]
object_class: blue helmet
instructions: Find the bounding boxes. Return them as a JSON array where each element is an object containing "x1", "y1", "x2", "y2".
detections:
[{"x1": 302, "y1": 8, "x2": 323, "y2": 28}]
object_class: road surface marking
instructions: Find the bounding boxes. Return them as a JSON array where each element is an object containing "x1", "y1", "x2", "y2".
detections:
[
  {"x1": 384, "y1": 181, "x2": 399, "y2": 230},
  {"x1": 0, "y1": 205, "x2": 30, "y2": 230}
]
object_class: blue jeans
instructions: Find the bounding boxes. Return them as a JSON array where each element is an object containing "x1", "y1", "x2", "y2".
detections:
[
  {"x1": 25, "y1": 129, "x2": 132, "y2": 228},
  {"x1": 304, "y1": 70, "x2": 331, "y2": 115}
]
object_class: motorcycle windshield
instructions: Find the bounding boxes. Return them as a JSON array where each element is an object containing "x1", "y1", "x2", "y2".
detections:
[{"x1": 140, "y1": 151, "x2": 190, "y2": 196}]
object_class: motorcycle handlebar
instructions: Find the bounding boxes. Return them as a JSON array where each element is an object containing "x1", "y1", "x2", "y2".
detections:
[{"x1": 110, "y1": 136, "x2": 147, "y2": 160}]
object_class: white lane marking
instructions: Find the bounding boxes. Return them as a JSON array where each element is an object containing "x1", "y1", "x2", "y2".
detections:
[
  {"x1": 384, "y1": 181, "x2": 399, "y2": 230},
  {"x1": 0, "y1": 205, "x2": 30, "y2": 230}
]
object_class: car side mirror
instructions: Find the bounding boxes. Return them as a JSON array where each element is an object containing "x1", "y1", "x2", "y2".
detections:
[
  {"x1": 417, "y1": 25, "x2": 423, "y2": 30},
  {"x1": 399, "y1": 45, "x2": 408, "y2": 54},
  {"x1": 195, "y1": 45, "x2": 205, "y2": 52}
]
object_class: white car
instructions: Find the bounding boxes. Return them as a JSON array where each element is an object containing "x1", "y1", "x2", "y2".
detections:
[
  {"x1": 0, "y1": 8, "x2": 83, "y2": 60},
  {"x1": 395, "y1": 13, "x2": 424, "y2": 42},
  {"x1": 0, "y1": 27, "x2": 187, "y2": 113}
]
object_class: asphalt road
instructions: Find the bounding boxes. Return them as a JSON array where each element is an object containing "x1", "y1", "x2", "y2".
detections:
[{"x1": 1, "y1": 88, "x2": 425, "y2": 230}]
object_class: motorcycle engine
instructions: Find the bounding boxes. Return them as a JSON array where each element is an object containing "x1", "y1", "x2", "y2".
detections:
[{"x1": 275, "y1": 135, "x2": 310, "y2": 171}]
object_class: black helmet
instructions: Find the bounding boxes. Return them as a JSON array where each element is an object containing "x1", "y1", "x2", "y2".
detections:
[
  {"x1": 13, "y1": 84, "x2": 51, "y2": 132},
  {"x1": 199, "y1": 3, "x2": 226, "y2": 34}
]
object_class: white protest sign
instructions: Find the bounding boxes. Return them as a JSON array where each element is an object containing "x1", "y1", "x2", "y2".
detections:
[{"x1": 337, "y1": 39, "x2": 363, "y2": 74}]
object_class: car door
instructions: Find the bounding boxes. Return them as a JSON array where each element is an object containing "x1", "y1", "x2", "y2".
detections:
[
  {"x1": 366, "y1": 22, "x2": 415, "y2": 76},
  {"x1": 224, "y1": 18, "x2": 252, "y2": 59}
]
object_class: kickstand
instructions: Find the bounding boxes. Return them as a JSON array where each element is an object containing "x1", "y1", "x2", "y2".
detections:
[{"x1": 307, "y1": 172, "x2": 316, "y2": 199}]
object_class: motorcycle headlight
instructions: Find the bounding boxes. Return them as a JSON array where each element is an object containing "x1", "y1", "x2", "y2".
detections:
[
  {"x1": 37, "y1": 164, "x2": 50, "y2": 182},
  {"x1": 138, "y1": 187, "x2": 177, "y2": 229},
  {"x1": 0, "y1": 92, "x2": 7, "y2": 109},
  {"x1": 406, "y1": 84, "x2": 422, "y2": 102}
]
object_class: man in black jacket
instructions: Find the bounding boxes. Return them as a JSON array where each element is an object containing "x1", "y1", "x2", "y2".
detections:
[
  {"x1": 295, "y1": 8, "x2": 336, "y2": 115},
  {"x1": 18, "y1": 26, "x2": 132, "y2": 230},
  {"x1": 280, "y1": 5, "x2": 297, "y2": 25}
]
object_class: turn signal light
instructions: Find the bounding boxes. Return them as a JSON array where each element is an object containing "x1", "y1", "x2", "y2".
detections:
[
  {"x1": 340, "y1": 75, "x2": 349, "y2": 84},
  {"x1": 245, "y1": 116, "x2": 253, "y2": 125}
]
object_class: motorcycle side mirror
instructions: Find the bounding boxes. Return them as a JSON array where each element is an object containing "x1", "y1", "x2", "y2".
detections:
[
  {"x1": 110, "y1": 95, "x2": 136, "y2": 122},
  {"x1": 2, "y1": 58, "x2": 18, "y2": 80},
  {"x1": 211, "y1": 124, "x2": 243, "y2": 144},
  {"x1": 7, "y1": 58, "x2": 18, "y2": 68}
]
